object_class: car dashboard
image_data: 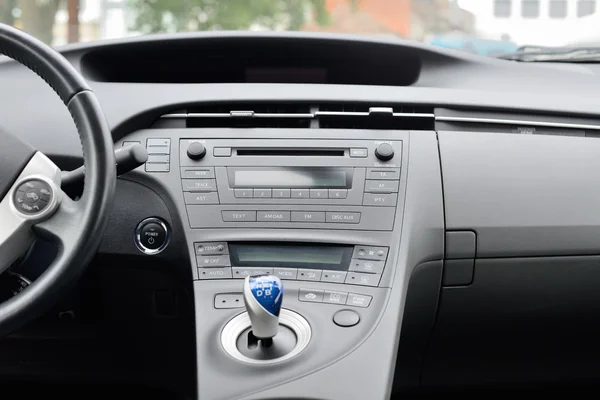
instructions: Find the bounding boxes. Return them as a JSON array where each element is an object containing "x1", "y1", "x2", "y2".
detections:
[{"x1": 2, "y1": 32, "x2": 600, "y2": 399}]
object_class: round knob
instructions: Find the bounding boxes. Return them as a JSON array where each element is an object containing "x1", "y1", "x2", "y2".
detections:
[
  {"x1": 375, "y1": 143, "x2": 394, "y2": 161},
  {"x1": 187, "y1": 142, "x2": 206, "y2": 160}
]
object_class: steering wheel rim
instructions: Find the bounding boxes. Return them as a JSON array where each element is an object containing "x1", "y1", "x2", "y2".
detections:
[{"x1": 0, "y1": 24, "x2": 115, "y2": 335}]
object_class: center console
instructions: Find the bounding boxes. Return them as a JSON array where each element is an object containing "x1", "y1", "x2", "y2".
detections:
[{"x1": 120, "y1": 128, "x2": 444, "y2": 400}]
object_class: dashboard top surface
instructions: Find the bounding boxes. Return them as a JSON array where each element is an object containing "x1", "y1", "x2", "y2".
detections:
[{"x1": 0, "y1": 32, "x2": 598, "y2": 159}]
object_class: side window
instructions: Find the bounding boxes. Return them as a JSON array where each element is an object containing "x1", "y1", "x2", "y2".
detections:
[
  {"x1": 494, "y1": 0, "x2": 512, "y2": 18},
  {"x1": 577, "y1": 0, "x2": 596, "y2": 17},
  {"x1": 549, "y1": 0, "x2": 568, "y2": 18},
  {"x1": 521, "y1": 0, "x2": 540, "y2": 18}
]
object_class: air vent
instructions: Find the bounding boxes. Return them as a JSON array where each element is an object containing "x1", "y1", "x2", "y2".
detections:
[{"x1": 154, "y1": 103, "x2": 434, "y2": 130}]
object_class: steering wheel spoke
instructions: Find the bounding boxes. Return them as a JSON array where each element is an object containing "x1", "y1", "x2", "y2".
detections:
[{"x1": 32, "y1": 193, "x2": 82, "y2": 251}]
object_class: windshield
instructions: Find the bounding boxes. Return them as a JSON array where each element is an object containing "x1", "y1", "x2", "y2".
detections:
[{"x1": 0, "y1": 0, "x2": 598, "y2": 57}]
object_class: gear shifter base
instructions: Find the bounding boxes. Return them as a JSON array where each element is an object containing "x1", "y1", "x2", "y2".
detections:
[{"x1": 236, "y1": 325, "x2": 297, "y2": 361}]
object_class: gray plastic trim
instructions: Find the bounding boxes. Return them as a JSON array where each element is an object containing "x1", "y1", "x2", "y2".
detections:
[{"x1": 221, "y1": 309, "x2": 311, "y2": 364}]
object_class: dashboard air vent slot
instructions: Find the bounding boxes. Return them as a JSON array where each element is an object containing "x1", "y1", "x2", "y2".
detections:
[{"x1": 155, "y1": 103, "x2": 434, "y2": 130}]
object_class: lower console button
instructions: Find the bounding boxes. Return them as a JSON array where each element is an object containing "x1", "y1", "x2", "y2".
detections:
[
  {"x1": 326, "y1": 212, "x2": 361, "y2": 224},
  {"x1": 299, "y1": 288, "x2": 324, "y2": 303},
  {"x1": 232, "y1": 267, "x2": 274, "y2": 279},
  {"x1": 195, "y1": 242, "x2": 228, "y2": 256},
  {"x1": 333, "y1": 310, "x2": 360, "y2": 327},
  {"x1": 184, "y1": 192, "x2": 219, "y2": 205},
  {"x1": 222, "y1": 211, "x2": 257, "y2": 222},
  {"x1": 291, "y1": 211, "x2": 325, "y2": 223},
  {"x1": 320, "y1": 271, "x2": 347, "y2": 283},
  {"x1": 297, "y1": 269, "x2": 322, "y2": 281},
  {"x1": 198, "y1": 267, "x2": 233, "y2": 280},
  {"x1": 274, "y1": 268, "x2": 298, "y2": 280},
  {"x1": 346, "y1": 293, "x2": 372, "y2": 308},
  {"x1": 257, "y1": 211, "x2": 291, "y2": 222},
  {"x1": 323, "y1": 291, "x2": 348, "y2": 305},
  {"x1": 345, "y1": 272, "x2": 381, "y2": 287},
  {"x1": 363, "y1": 193, "x2": 398, "y2": 207},
  {"x1": 349, "y1": 259, "x2": 385, "y2": 274},
  {"x1": 197, "y1": 255, "x2": 231, "y2": 267}
]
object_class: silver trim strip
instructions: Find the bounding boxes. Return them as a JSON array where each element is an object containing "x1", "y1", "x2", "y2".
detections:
[
  {"x1": 221, "y1": 308, "x2": 311, "y2": 365},
  {"x1": 435, "y1": 115, "x2": 600, "y2": 131},
  {"x1": 161, "y1": 111, "x2": 434, "y2": 120}
]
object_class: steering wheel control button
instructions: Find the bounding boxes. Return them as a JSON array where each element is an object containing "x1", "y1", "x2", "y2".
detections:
[
  {"x1": 13, "y1": 179, "x2": 52, "y2": 215},
  {"x1": 135, "y1": 218, "x2": 169, "y2": 255},
  {"x1": 374, "y1": 143, "x2": 395, "y2": 161},
  {"x1": 187, "y1": 142, "x2": 206, "y2": 160},
  {"x1": 299, "y1": 288, "x2": 324, "y2": 303},
  {"x1": 333, "y1": 310, "x2": 360, "y2": 327},
  {"x1": 346, "y1": 293, "x2": 372, "y2": 308}
]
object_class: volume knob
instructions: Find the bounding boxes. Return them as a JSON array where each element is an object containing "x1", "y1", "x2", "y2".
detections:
[
  {"x1": 187, "y1": 142, "x2": 206, "y2": 160},
  {"x1": 375, "y1": 143, "x2": 394, "y2": 161}
]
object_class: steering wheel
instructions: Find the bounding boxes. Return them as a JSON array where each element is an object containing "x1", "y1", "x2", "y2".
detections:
[{"x1": 0, "y1": 24, "x2": 115, "y2": 335}]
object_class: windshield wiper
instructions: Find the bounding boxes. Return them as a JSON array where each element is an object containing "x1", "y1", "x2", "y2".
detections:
[{"x1": 497, "y1": 46, "x2": 600, "y2": 62}]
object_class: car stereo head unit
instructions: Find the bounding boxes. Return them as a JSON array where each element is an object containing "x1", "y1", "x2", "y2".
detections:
[{"x1": 177, "y1": 138, "x2": 404, "y2": 231}]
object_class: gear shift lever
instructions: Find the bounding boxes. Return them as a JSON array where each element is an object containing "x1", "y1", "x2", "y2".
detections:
[{"x1": 243, "y1": 275, "x2": 283, "y2": 340}]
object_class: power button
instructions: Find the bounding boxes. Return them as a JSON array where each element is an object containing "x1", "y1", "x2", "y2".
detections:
[{"x1": 135, "y1": 218, "x2": 169, "y2": 255}]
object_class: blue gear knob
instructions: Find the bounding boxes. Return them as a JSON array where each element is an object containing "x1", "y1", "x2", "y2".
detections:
[{"x1": 243, "y1": 274, "x2": 283, "y2": 339}]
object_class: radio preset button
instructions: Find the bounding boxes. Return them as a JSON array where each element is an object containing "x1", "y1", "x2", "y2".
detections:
[
  {"x1": 328, "y1": 189, "x2": 348, "y2": 199},
  {"x1": 321, "y1": 271, "x2": 347, "y2": 284},
  {"x1": 253, "y1": 189, "x2": 272, "y2": 198},
  {"x1": 365, "y1": 180, "x2": 400, "y2": 193},
  {"x1": 299, "y1": 288, "x2": 324, "y2": 303},
  {"x1": 310, "y1": 189, "x2": 328, "y2": 199},
  {"x1": 353, "y1": 246, "x2": 389, "y2": 261},
  {"x1": 291, "y1": 211, "x2": 326, "y2": 223},
  {"x1": 323, "y1": 291, "x2": 348, "y2": 305},
  {"x1": 184, "y1": 192, "x2": 219, "y2": 205},
  {"x1": 367, "y1": 168, "x2": 401, "y2": 180},
  {"x1": 350, "y1": 148, "x2": 368, "y2": 158},
  {"x1": 182, "y1": 179, "x2": 217, "y2": 192},
  {"x1": 297, "y1": 269, "x2": 323, "y2": 281},
  {"x1": 234, "y1": 189, "x2": 253, "y2": 198},
  {"x1": 181, "y1": 167, "x2": 215, "y2": 179},
  {"x1": 347, "y1": 293, "x2": 372, "y2": 308},
  {"x1": 349, "y1": 259, "x2": 385, "y2": 274},
  {"x1": 195, "y1": 242, "x2": 228, "y2": 256},
  {"x1": 363, "y1": 193, "x2": 398, "y2": 207},
  {"x1": 291, "y1": 189, "x2": 309, "y2": 199},
  {"x1": 345, "y1": 272, "x2": 382, "y2": 287},
  {"x1": 257, "y1": 211, "x2": 291, "y2": 222},
  {"x1": 198, "y1": 267, "x2": 232, "y2": 280},
  {"x1": 197, "y1": 255, "x2": 231, "y2": 267},
  {"x1": 326, "y1": 212, "x2": 361, "y2": 224},
  {"x1": 222, "y1": 211, "x2": 257, "y2": 222},
  {"x1": 273, "y1": 189, "x2": 291, "y2": 198},
  {"x1": 233, "y1": 267, "x2": 274, "y2": 279},
  {"x1": 274, "y1": 268, "x2": 298, "y2": 280}
]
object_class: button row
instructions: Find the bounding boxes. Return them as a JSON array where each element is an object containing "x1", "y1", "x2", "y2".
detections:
[
  {"x1": 145, "y1": 138, "x2": 171, "y2": 172},
  {"x1": 197, "y1": 267, "x2": 381, "y2": 287},
  {"x1": 234, "y1": 188, "x2": 348, "y2": 200},
  {"x1": 221, "y1": 211, "x2": 361, "y2": 224},
  {"x1": 299, "y1": 288, "x2": 372, "y2": 308}
]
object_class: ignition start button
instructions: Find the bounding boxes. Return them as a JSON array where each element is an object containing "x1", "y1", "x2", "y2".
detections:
[{"x1": 135, "y1": 218, "x2": 169, "y2": 255}]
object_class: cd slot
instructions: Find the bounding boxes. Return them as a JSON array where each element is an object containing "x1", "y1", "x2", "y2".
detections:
[{"x1": 236, "y1": 148, "x2": 345, "y2": 157}]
